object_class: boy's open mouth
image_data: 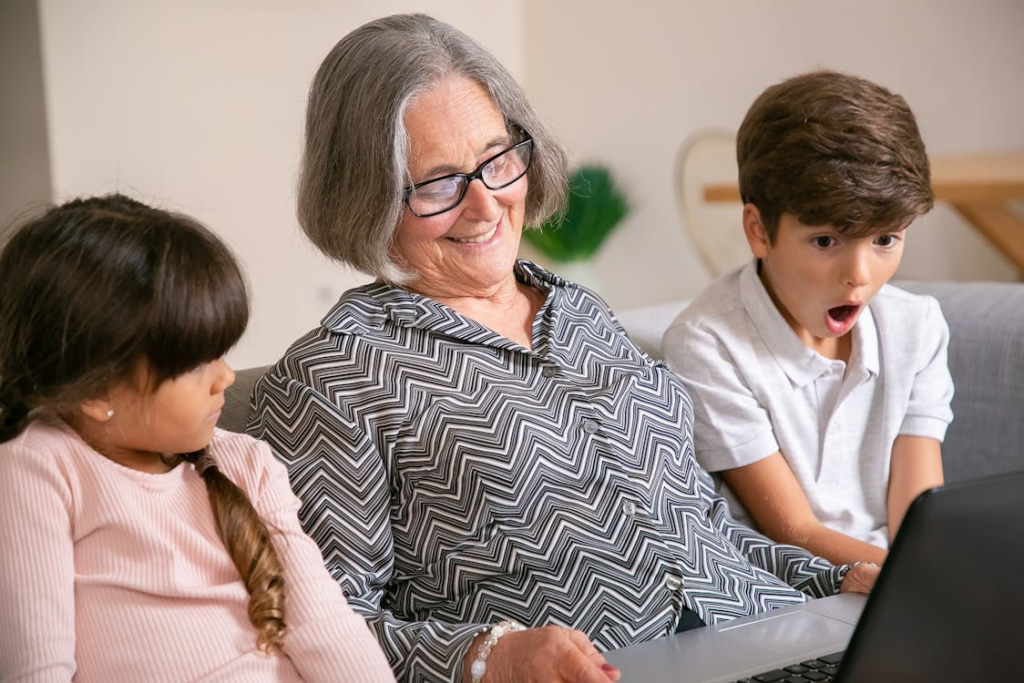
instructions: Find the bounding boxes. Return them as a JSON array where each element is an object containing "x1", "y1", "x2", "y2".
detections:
[{"x1": 827, "y1": 304, "x2": 859, "y2": 323}]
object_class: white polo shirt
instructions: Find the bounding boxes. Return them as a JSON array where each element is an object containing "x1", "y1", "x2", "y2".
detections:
[{"x1": 663, "y1": 261, "x2": 954, "y2": 548}]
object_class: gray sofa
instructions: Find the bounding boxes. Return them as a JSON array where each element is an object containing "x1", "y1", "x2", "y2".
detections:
[{"x1": 221, "y1": 280, "x2": 1024, "y2": 485}]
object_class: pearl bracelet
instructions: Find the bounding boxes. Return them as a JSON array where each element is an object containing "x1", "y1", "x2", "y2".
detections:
[{"x1": 470, "y1": 619, "x2": 526, "y2": 683}]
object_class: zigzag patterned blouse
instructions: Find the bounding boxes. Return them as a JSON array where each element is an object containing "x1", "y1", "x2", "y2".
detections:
[{"x1": 248, "y1": 261, "x2": 849, "y2": 682}]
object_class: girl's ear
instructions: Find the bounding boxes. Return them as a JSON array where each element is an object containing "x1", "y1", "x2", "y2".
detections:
[
  {"x1": 742, "y1": 204, "x2": 770, "y2": 259},
  {"x1": 78, "y1": 398, "x2": 115, "y2": 423}
]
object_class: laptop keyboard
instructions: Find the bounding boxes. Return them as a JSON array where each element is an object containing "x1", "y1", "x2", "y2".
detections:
[{"x1": 734, "y1": 650, "x2": 844, "y2": 682}]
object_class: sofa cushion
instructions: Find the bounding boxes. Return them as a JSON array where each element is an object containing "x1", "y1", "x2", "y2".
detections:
[
  {"x1": 220, "y1": 365, "x2": 270, "y2": 434},
  {"x1": 899, "y1": 281, "x2": 1024, "y2": 483},
  {"x1": 615, "y1": 301, "x2": 689, "y2": 359}
]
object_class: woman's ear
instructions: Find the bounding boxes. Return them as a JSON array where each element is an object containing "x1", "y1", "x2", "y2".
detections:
[
  {"x1": 78, "y1": 398, "x2": 115, "y2": 423},
  {"x1": 742, "y1": 204, "x2": 770, "y2": 259}
]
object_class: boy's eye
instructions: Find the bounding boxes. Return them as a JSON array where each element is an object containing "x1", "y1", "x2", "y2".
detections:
[
  {"x1": 812, "y1": 236, "x2": 836, "y2": 248},
  {"x1": 876, "y1": 234, "x2": 900, "y2": 247}
]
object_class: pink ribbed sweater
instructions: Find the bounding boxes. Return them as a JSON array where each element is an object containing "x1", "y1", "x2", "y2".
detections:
[{"x1": 0, "y1": 420, "x2": 396, "y2": 683}]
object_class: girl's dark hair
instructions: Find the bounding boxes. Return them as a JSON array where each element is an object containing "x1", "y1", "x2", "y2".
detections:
[{"x1": 0, "y1": 193, "x2": 286, "y2": 650}]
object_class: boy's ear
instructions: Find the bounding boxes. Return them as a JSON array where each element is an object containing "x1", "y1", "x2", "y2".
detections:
[
  {"x1": 742, "y1": 204, "x2": 770, "y2": 259},
  {"x1": 79, "y1": 398, "x2": 115, "y2": 423}
]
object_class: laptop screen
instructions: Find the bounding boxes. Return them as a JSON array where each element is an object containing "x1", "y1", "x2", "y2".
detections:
[{"x1": 836, "y1": 469, "x2": 1024, "y2": 682}]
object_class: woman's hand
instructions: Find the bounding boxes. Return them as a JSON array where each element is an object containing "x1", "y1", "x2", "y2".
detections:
[
  {"x1": 839, "y1": 562, "x2": 880, "y2": 594},
  {"x1": 464, "y1": 625, "x2": 620, "y2": 683}
]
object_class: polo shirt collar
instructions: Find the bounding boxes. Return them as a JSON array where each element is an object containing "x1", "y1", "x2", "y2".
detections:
[
  {"x1": 738, "y1": 260, "x2": 879, "y2": 388},
  {"x1": 849, "y1": 304, "x2": 880, "y2": 380}
]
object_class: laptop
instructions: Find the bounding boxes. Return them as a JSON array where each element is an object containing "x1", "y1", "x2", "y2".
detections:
[{"x1": 604, "y1": 469, "x2": 1024, "y2": 682}]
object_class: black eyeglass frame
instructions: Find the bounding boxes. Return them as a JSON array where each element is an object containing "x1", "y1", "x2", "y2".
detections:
[{"x1": 402, "y1": 134, "x2": 534, "y2": 218}]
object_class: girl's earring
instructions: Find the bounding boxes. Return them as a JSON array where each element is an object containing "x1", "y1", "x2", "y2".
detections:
[{"x1": 106, "y1": 409, "x2": 115, "y2": 419}]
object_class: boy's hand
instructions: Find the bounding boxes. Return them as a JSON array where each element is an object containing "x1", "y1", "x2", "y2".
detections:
[{"x1": 839, "y1": 562, "x2": 880, "y2": 594}]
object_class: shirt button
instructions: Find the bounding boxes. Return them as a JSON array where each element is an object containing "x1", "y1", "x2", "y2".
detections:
[
  {"x1": 664, "y1": 575, "x2": 682, "y2": 591},
  {"x1": 542, "y1": 365, "x2": 557, "y2": 378},
  {"x1": 623, "y1": 501, "x2": 637, "y2": 515},
  {"x1": 582, "y1": 419, "x2": 599, "y2": 434}
]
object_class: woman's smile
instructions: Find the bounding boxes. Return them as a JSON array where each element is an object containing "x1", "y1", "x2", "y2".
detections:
[{"x1": 447, "y1": 222, "x2": 500, "y2": 245}]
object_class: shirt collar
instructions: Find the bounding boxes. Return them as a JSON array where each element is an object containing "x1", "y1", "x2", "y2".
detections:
[
  {"x1": 319, "y1": 260, "x2": 558, "y2": 351},
  {"x1": 849, "y1": 304, "x2": 880, "y2": 380},
  {"x1": 738, "y1": 260, "x2": 879, "y2": 387}
]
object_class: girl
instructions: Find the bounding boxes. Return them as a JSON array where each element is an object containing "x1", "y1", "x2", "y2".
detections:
[{"x1": 0, "y1": 195, "x2": 395, "y2": 682}]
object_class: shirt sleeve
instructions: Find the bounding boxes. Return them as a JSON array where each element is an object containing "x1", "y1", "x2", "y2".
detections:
[
  {"x1": 899, "y1": 296, "x2": 954, "y2": 441},
  {"x1": 247, "y1": 369, "x2": 486, "y2": 683},
  {"x1": 662, "y1": 318, "x2": 779, "y2": 471},
  {"x1": 697, "y1": 467, "x2": 847, "y2": 598},
  {"x1": 0, "y1": 440, "x2": 77, "y2": 682},
  {"x1": 236, "y1": 437, "x2": 396, "y2": 683}
]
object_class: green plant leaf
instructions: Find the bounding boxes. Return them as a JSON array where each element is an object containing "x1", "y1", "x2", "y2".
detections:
[{"x1": 523, "y1": 164, "x2": 629, "y2": 262}]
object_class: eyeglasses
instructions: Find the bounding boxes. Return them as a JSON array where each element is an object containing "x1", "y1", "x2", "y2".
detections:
[{"x1": 403, "y1": 135, "x2": 534, "y2": 218}]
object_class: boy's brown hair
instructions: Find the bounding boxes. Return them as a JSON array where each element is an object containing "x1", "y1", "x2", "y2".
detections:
[{"x1": 737, "y1": 70, "x2": 933, "y2": 242}]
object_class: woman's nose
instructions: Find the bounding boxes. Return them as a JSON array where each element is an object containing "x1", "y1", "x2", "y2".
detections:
[{"x1": 459, "y1": 177, "x2": 502, "y2": 221}]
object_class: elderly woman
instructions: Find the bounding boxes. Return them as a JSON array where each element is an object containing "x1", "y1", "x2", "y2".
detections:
[{"x1": 248, "y1": 13, "x2": 878, "y2": 683}]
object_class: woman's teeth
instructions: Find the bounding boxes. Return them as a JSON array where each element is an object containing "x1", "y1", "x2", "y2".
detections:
[{"x1": 450, "y1": 225, "x2": 498, "y2": 244}]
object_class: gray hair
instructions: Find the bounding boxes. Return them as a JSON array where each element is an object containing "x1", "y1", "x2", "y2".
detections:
[{"x1": 297, "y1": 13, "x2": 568, "y2": 283}]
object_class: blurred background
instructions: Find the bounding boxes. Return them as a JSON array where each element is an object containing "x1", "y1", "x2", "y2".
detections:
[{"x1": 3, "y1": 0, "x2": 1022, "y2": 367}]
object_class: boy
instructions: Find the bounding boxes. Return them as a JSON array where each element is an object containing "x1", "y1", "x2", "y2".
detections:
[{"x1": 663, "y1": 70, "x2": 953, "y2": 567}]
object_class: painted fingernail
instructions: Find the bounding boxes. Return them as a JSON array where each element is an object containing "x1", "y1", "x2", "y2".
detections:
[{"x1": 601, "y1": 663, "x2": 619, "y2": 672}]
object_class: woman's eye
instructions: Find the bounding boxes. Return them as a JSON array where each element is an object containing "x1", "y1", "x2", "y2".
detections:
[{"x1": 416, "y1": 178, "x2": 460, "y2": 200}]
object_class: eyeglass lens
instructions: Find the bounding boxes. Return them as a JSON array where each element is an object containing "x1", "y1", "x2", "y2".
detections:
[{"x1": 407, "y1": 140, "x2": 532, "y2": 217}]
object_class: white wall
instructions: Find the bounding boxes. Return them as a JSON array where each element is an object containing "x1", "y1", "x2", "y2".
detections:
[
  {"x1": 36, "y1": 0, "x2": 1023, "y2": 367},
  {"x1": 37, "y1": 0, "x2": 524, "y2": 367},
  {"x1": 0, "y1": 0, "x2": 51, "y2": 226},
  {"x1": 523, "y1": 0, "x2": 1024, "y2": 310}
]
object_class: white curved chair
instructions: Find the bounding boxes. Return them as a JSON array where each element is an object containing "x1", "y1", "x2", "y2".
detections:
[{"x1": 673, "y1": 129, "x2": 749, "y2": 278}]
